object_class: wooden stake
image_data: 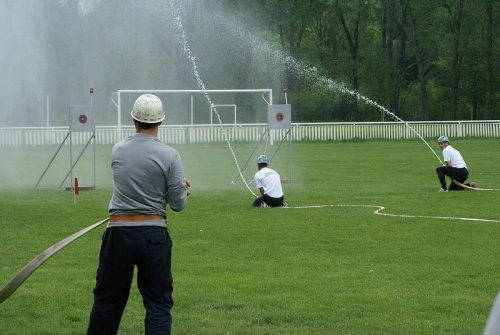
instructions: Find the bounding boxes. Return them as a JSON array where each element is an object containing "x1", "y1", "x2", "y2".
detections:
[{"x1": 74, "y1": 178, "x2": 79, "y2": 204}]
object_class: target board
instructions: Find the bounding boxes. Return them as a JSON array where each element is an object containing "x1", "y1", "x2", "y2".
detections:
[
  {"x1": 69, "y1": 105, "x2": 95, "y2": 132},
  {"x1": 267, "y1": 104, "x2": 291, "y2": 130}
]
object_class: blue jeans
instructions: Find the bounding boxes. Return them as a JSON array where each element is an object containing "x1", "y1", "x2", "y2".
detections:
[{"x1": 87, "y1": 226, "x2": 173, "y2": 335}]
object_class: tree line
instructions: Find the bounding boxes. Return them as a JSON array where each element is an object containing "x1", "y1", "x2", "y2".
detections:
[
  {"x1": 4, "y1": 0, "x2": 499, "y2": 127},
  {"x1": 223, "y1": 0, "x2": 500, "y2": 121}
]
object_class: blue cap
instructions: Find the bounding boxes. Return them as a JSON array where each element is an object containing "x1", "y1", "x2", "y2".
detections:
[
  {"x1": 257, "y1": 155, "x2": 269, "y2": 164},
  {"x1": 438, "y1": 136, "x2": 449, "y2": 143}
]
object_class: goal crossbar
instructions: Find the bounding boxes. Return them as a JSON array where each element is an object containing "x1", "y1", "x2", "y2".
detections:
[{"x1": 116, "y1": 89, "x2": 273, "y2": 130}]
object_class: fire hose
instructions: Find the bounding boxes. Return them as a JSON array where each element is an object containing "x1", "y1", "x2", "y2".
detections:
[
  {"x1": 0, "y1": 218, "x2": 109, "y2": 303},
  {"x1": 452, "y1": 179, "x2": 499, "y2": 191}
]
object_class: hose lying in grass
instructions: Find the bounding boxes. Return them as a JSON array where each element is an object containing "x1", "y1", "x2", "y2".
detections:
[
  {"x1": 0, "y1": 218, "x2": 109, "y2": 304},
  {"x1": 282, "y1": 204, "x2": 500, "y2": 223},
  {"x1": 452, "y1": 179, "x2": 500, "y2": 191}
]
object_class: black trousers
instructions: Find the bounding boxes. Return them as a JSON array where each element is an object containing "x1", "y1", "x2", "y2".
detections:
[
  {"x1": 252, "y1": 194, "x2": 284, "y2": 207},
  {"x1": 436, "y1": 166, "x2": 469, "y2": 190},
  {"x1": 87, "y1": 226, "x2": 173, "y2": 335}
]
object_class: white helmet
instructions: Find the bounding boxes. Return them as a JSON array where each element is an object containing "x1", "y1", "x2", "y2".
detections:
[{"x1": 131, "y1": 94, "x2": 165, "y2": 123}]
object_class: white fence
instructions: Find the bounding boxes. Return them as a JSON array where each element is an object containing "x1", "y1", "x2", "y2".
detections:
[{"x1": 1, "y1": 121, "x2": 499, "y2": 147}]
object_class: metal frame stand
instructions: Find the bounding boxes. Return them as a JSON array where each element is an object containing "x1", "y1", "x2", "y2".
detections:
[
  {"x1": 232, "y1": 127, "x2": 292, "y2": 184},
  {"x1": 34, "y1": 131, "x2": 96, "y2": 190}
]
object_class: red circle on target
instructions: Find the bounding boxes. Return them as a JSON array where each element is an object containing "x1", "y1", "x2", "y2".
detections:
[
  {"x1": 78, "y1": 114, "x2": 88, "y2": 124},
  {"x1": 276, "y1": 112, "x2": 284, "y2": 122}
]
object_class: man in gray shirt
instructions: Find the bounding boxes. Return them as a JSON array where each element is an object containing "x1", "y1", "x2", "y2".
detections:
[{"x1": 87, "y1": 94, "x2": 190, "y2": 335}]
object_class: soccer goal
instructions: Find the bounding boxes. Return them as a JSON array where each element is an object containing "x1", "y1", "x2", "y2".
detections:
[{"x1": 114, "y1": 89, "x2": 273, "y2": 131}]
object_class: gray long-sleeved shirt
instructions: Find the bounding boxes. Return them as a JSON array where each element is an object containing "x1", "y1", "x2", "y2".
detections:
[{"x1": 108, "y1": 133, "x2": 187, "y2": 226}]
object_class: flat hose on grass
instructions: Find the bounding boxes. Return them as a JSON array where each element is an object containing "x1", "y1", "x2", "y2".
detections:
[
  {"x1": 452, "y1": 179, "x2": 499, "y2": 191},
  {"x1": 0, "y1": 218, "x2": 109, "y2": 304}
]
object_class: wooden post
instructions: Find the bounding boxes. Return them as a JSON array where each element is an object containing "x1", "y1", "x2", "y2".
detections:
[{"x1": 74, "y1": 178, "x2": 79, "y2": 204}]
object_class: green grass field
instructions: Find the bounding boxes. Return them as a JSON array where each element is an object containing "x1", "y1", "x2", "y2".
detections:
[{"x1": 1, "y1": 138, "x2": 499, "y2": 334}]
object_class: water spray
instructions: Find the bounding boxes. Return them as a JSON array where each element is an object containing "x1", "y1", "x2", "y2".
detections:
[
  {"x1": 282, "y1": 56, "x2": 445, "y2": 165},
  {"x1": 168, "y1": 1, "x2": 443, "y2": 199},
  {"x1": 208, "y1": 10, "x2": 444, "y2": 166},
  {"x1": 167, "y1": 0, "x2": 258, "y2": 197},
  {"x1": 262, "y1": 92, "x2": 270, "y2": 105}
]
